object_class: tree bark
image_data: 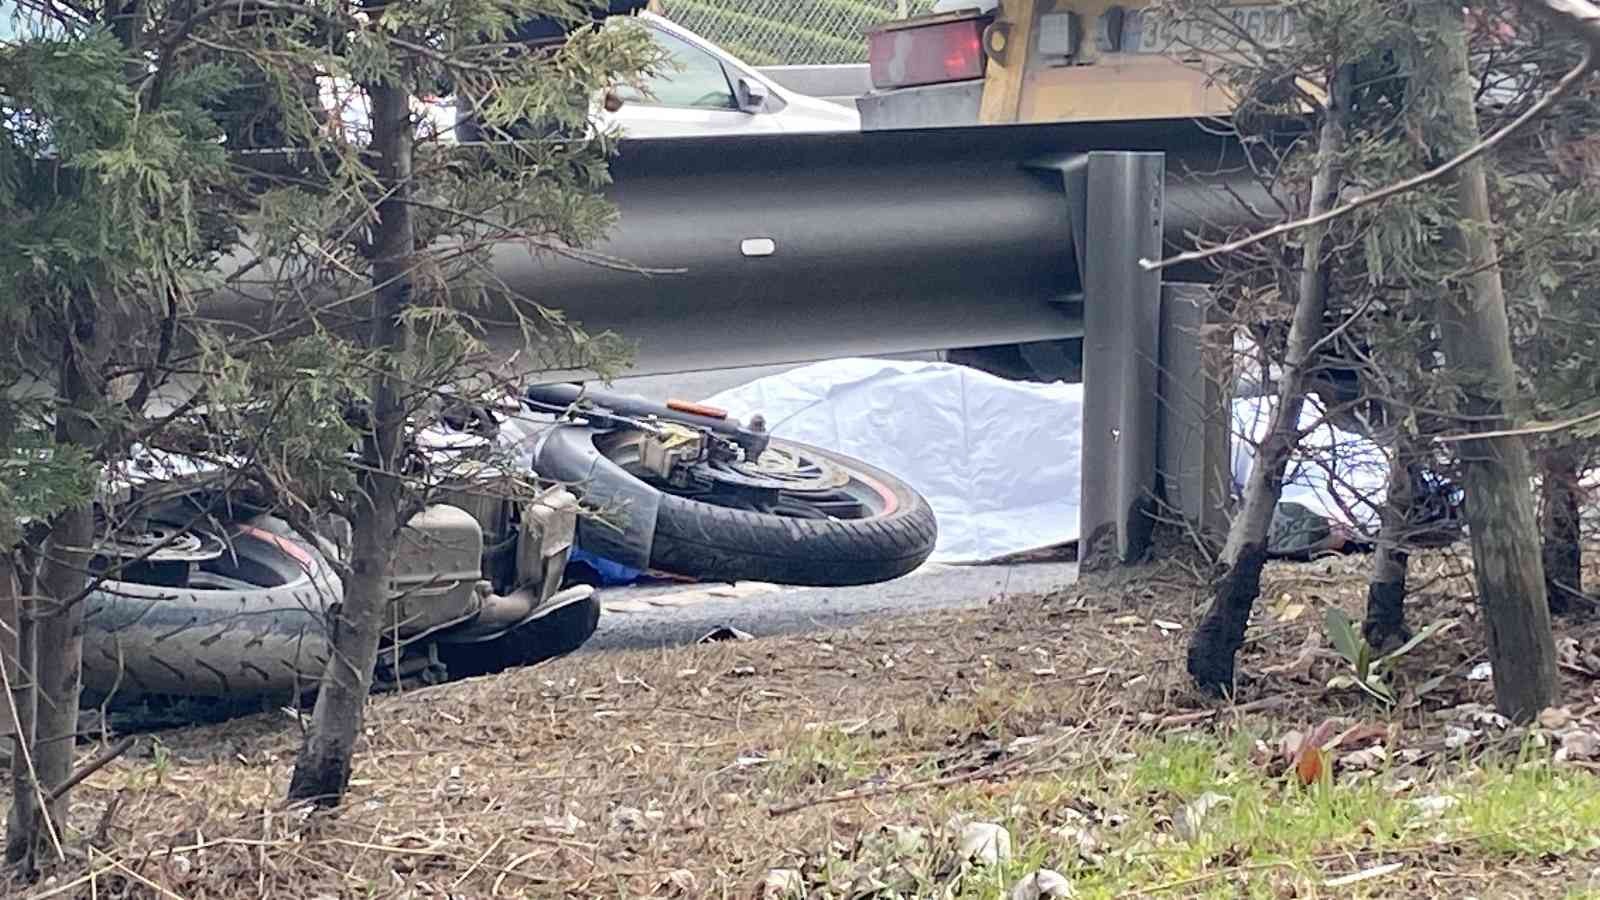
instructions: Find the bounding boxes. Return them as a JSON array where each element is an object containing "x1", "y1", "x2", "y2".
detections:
[
  {"x1": 286, "y1": 75, "x2": 413, "y2": 808},
  {"x1": 27, "y1": 505, "x2": 92, "y2": 842},
  {"x1": 1539, "y1": 445, "x2": 1585, "y2": 617},
  {"x1": 8, "y1": 297, "x2": 102, "y2": 865},
  {"x1": 1415, "y1": 0, "x2": 1558, "y2": 722},
  {"x1": 2, "y1": 551, "x2": 42, "y2": 874},
  {"x1": 1364, "y1": 443, "x2": 1416, "y2": 652},
  {"x1": 1187, "y1": 66, "x2": 1351, "y2": 692}
]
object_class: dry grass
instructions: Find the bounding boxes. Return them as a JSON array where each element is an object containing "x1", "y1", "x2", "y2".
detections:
[{"x1": 6, "y1": 552, "x2": 1600, "y2": 898}]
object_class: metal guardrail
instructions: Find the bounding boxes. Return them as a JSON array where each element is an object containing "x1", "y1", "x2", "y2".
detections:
[{"x1": 213, "y1": 119, "x2": 1285, "y2": 380}]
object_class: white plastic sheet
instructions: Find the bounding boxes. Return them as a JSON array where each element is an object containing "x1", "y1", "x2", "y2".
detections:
[
  {"x1": 702, "y1": 358, "x2": 1394, "y2": 564},
  {"x1": 703, "y1": 358, "x2": 1083, "y2": 563},
  {"x1": 1229, "y1": 394, "x2": 1390, "y2": 535}
]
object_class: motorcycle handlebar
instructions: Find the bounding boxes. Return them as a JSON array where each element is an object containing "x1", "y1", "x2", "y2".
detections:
[{"x1": 523, "y1": 382, "x2": 770, "y2": 455}]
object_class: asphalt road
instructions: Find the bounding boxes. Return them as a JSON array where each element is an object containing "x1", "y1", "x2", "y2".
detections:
[{"x1": 585, "y1": 560, "x2": 1080, "y2": 651}]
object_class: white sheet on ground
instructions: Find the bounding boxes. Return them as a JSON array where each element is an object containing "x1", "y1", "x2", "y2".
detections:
[
  {"x1": 702, "y1": 358, "x2": 1391, "y2": 563},
  {"x1": 703, "y1": 358, "x2": 1082, "y2": 564},
  {"x1": 1229, "y1": 395, "x2": 1389, "y2": 535}
]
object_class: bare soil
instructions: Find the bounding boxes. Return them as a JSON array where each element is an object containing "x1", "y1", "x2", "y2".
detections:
[{"x1": 8, "y1": 551, "x2": 1600, "y2": 898}]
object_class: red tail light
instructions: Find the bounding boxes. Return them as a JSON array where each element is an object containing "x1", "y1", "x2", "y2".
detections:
[{"x1": 867, "y1": 13, "x2": 990, "y2": 91}]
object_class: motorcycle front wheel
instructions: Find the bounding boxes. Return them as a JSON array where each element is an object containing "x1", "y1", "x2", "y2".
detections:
[{"x1": 585, "y1": 435, "x2": 938, "y2": 586}]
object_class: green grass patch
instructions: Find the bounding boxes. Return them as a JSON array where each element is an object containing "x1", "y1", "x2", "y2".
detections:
[
  {"x1": 764, "y1": 725, "x2": 893, "y2": 791},
  {"x1": 795, "y1": 730, "x2": 1600, "y2": 898}
]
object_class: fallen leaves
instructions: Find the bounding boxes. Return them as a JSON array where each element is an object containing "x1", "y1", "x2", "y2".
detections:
[
  {"x1": 957, "y1": 822, "x2": 1013, "y2": 865},
  {"x1": 757, "y1": 868, "x2": 803, "y2": 898},
  {"x1": 1173, "y1": 792, "x2": 1230, "y2": 842},
  {"x1": 658, "y1": 867, "x2": 698, "y2": 896},
  {"x1": 1275, "y1": 719, "x2": 1395, "y2": 785},
  {"x1": 1011, "y1": 868, "x2": 1074, "y2": 898},
  {"x1": 1261, "y1": 625, "x2": 1326, "y2": 678},
  {"x1": 1556, "y1": 727, "x2": 1600, "y2": 762},
  {"x1": 1408, "y1": 794, "x2": 1459, "y2": 821}
]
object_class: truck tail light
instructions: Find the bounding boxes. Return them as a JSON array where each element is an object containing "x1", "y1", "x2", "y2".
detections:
[{"x1": 867, "y1": 13, "x2": 991, "y2": 90}]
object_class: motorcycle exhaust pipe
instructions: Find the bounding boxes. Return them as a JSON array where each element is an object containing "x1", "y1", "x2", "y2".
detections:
[
  {"x1": 436, "y1": 583, "x2": 597, "y2": 645},
  {"x1": 475, "y1": 586, "x2": 540, "y2": 631}
]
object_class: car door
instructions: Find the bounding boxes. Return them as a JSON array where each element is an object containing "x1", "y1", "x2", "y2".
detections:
[{"x1": 604, "y1": 25, "x2": 784, "y2": 138}]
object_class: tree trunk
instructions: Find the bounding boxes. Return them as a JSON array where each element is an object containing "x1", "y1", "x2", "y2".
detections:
[
  {"x1": 1187, "y1": 66, "x2": 1352, "y2": 692},
  {"x1": 286, "y1": 75, "x2": 413, "y2": 808},
  {"x1": 1540, "y1": 445, "x2": 1584, "y2": 617},
  {"x1": 8, "y1": 298, "x2": 101, "y2": 865},
  {"x1": 1415, "y1": 0, "x2": 1558, "y2": 722},
  {"x1": 1364, "y1": 444, "x2": 1415, "y2": 652},
  {"x1": 27, "y1": 505, "x2": 92, "y2": 843},
  {"x1": 2, "y1": 551, "x2": 43, "y2": 874}
]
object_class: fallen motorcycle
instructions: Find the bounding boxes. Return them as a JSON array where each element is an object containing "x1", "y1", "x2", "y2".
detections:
[
  {"x1": 519, "y1": 382, "x2": 938, "y2": 587},
  {"x1": 76, "y1": 382, "x2": 936, "y2": 707}
]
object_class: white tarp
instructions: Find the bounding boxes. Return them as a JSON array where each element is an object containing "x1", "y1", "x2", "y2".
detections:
[
  {"x1": 703, "y1": 357, "x2": 1397, "y2": 564},
  {"x1": 1229, "y1": 394, "x2": 1390, "y2": 536},
  {"x1": 703, "y1": 358, "x2": 1082, "y2": 564}
]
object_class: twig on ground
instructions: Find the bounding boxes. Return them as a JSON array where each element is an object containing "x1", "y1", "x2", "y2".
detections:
[
  {"x1": 49, "y1": 736, "x2": 136, "y2": 802},
  {"x1": 491, "y1": 848, "x2": 554, "y2": 896},
  {"x1": 1125, "y1": 825, "x2": 1543, "y2": 897},
  {"x1": 767, "y1": 758, "x2": 1025, "y2": 818},
  {"x1": 89, "y1": 847, "x2": 190, "y2": 900},
  {"x1": 769, "y1": 719, "x2": 1102, "y2": 817},
  {"x1": 451, "y1": 834, "x2": 505, "y2": 889},
  {"x1": 1155, "y1": 696, "x2": 1289, "y2": 727}
]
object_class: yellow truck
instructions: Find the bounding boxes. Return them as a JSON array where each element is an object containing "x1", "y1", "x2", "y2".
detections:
[{"x1": 859, "y1": 0, "x2": 1299, "y2": 128}]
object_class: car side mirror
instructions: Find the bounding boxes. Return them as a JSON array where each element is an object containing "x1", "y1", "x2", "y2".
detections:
[{"x1": 736, "y1": 76, "x2": 769, "y2": 113}]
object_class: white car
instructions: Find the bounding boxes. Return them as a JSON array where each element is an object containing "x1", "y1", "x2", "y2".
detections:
[
  {"x1": 602, "y1": 12, "x2": 861, "y2": 138},
  {"x1": 320, "y1": 11, "x2": 859, "y2": 144}
]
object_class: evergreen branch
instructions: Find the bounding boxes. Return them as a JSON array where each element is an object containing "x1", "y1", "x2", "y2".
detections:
[{"x1": 1139, "y1": 46, "x2": 1596, "y2": 271}]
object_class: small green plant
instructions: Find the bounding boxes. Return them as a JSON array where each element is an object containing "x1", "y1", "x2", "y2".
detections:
[
  {"x1": 147, "y1": 738, "x2": 172, "y2": 787},
  {"x1": 1322, "y1": 608, "x2": 1456, "y2": 704}
]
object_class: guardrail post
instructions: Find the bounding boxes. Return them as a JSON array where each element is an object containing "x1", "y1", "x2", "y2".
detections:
[
  {"x1": 1078, "y1": 151, "x2": 1164, "y2": 571},
  {"x1": 1158, "y1": 282, "x2": 1231, "y2": 549}
]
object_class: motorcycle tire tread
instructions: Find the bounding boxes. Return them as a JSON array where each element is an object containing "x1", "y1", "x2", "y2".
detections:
[{"x1": 645, "y1": 443, "x2": 937, "y2": 586}]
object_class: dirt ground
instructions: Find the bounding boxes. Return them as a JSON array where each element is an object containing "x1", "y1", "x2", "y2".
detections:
[{"x1": 8, "y1": 551, "x2": 1600, "y2": 899}]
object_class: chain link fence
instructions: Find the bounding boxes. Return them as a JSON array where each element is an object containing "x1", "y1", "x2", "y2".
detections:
[{"x1": 656, "y1": 0, "x2": 941, "y2": 65}]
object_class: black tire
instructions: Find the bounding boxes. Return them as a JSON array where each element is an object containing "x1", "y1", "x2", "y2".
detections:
[
  {"x1": 435, "y1": 588, "x2": 601, "y2": 679},
  {"x1": 635, "y1": 440, "x2": 937, "y2": 586},
  {"x1": 80, "y1": 518, "x2": 341, "y2": 704}
]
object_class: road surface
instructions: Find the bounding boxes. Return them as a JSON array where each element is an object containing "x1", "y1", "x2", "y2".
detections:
[{"x1": 586, "y1": 560, "x2": 1079, "y2": 651}]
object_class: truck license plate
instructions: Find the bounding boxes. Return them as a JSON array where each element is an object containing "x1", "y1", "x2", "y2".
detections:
[{"x1": 1123, "y1": 4, "x2": 1301, "y2": 55}]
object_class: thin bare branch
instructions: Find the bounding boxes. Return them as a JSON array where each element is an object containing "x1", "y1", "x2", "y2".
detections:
[
  {"x1": 1140, "y1": 47, "x2": 1595, "y2": 271},
  {"x1": 1434, "y1": 406, "x2": 1600, "y2": 443}
]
